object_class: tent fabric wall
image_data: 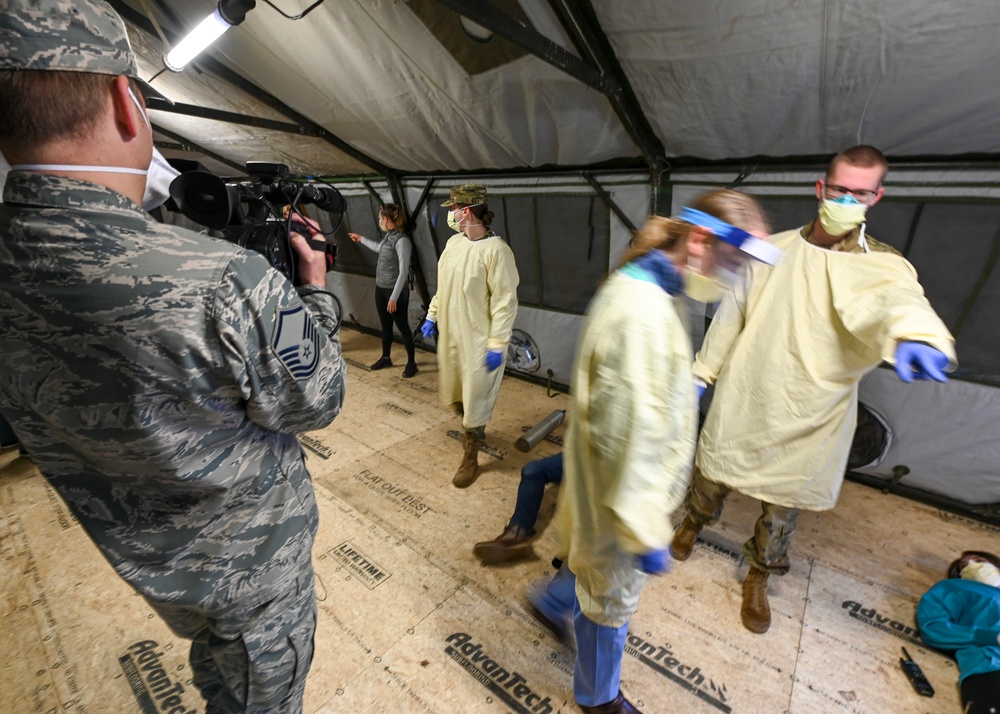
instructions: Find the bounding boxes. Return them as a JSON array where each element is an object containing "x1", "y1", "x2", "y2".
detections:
[
  {"x1": 597, "y1": 1, "x2": 1000, "y2": 159},
  {"x1": 854, "y1": 369, "x2": 1000, "y2": 506}
]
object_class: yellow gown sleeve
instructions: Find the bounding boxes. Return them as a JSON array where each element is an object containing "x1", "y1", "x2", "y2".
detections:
[
  {"x1": 484, "y1": 241, "x2": 520, "y2": 353},
  {"x1": 832, "y1": 254, "x2": 957, "y2": 367},
  {"x1": 606, "y1": 312, "x2": 696, "y2": 553}
]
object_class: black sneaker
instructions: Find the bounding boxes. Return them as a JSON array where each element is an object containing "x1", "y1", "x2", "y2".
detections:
[
  {"x1": 402, "y1": 362, "x2": 418, "y2": 378},
  {"x1": 370, "y1": 357, "x2": 392, "y2": 371}
]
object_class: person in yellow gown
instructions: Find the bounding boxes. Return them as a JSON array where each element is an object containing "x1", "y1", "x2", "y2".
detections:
[
  {"x1": 671, "y1": 145, "x2": 957, "y2": 634},
  {"x1": 533, "y1": 190, "x2": 772, "y2": 714},
  {"x1": 421, "y1": 185, "x2": 519, "y2": 488}
]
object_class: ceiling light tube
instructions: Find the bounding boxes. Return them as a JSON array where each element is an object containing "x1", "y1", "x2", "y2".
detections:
[{"x1": 164, "y1": 0, "x2": 256, "y2": 72}]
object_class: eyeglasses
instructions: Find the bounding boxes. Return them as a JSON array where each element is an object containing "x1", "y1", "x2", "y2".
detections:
[{"x1": 824, "y1": 183, "x2": 880, "y2": 203}]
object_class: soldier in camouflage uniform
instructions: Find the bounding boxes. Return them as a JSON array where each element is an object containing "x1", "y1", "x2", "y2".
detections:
[{"x1": 0, "y1": 2, "x2": 346, "y2": 711}]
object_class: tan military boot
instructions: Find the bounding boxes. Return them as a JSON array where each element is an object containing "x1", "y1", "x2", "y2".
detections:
[
  {"x1": 473, "y1": 525, "x2": 535, "y2": 565},
  {"x1": 669, "y1": 516, "x2": 702, "y2": 561},
  {"x1": 453, "y1": 429, "x2": 482, "y2": 488},
  {"x1": 741, "y1": 567, "x2": 771, "y2": 633}
]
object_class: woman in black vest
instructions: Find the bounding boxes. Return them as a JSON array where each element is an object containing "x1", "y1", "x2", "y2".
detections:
[{"x1": 349, "y1": 204, "x2": 418, "y2": 377}]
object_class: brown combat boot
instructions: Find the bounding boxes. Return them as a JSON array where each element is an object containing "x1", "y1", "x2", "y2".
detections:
[
  {"x1": 669, "y1": 516, "x2": 702, "y2": 561},
  {"x1": 453, "y1": 428, "x2": 482, "y2": 488},
  {"x1": 473, "y1": 525, "x2": 535, "y2": 565},
  {"x1": 741, "y1": 567, "x2": 771, "y2": 634}
]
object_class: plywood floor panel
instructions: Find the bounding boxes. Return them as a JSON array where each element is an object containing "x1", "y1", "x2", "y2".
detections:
[
  {"x1": 319, "y1": 583, "x2": 576, "y2": 714},
  {"x1": 3, "y1": 327, "x2": 998, "y2": 714}
]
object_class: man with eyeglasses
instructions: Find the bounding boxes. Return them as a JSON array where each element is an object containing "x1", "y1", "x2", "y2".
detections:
[{"x1": 671, "y1": 145, "x2": 957, "y2": 635}]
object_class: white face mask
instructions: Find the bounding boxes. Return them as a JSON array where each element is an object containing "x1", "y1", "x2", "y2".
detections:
[
  {"x1": 9, "y1": 87, "x2": 167, "y2": 209},
  {"x1": 127, "y1": 89, "x2": 179, "y2": 211},
  {"x1": 143, "y1": 147, "x2": 181, "y2": 211},
  {"x1": 960, "y1": 561, "x2": 1000, "y2": 587},
  {"x1": 818, "y1": 194, "x2": 868, "y2": 236}
]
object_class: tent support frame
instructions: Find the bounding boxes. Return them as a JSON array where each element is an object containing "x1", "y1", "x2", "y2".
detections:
[
  {"x1": 150, "y1": 123, "x2": 245, "y2": 174},
  {"x1": 545, "y1": 0, "x2": 669, "y2": 209},
  {"x1": 430, "y1": 0, "x2": 611, "y2": 92},
  {"x1": 581, "y1": 172, "x2": 636, "y2": 234},
  {"x1": 847, "y1": 471, "x2": 1000, "y2": 528}
]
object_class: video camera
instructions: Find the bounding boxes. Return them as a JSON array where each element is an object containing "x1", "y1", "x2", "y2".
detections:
[{"x1": 168, "y1": 161, "x2": 347, "y2": 286}]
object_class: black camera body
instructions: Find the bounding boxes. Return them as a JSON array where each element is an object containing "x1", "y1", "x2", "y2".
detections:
[{"x1": 168, "y1": 161, "x2": 346, "y2": 286}]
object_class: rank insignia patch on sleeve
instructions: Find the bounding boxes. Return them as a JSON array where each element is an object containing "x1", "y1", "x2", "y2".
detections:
[{"x1": 272, "y1": 305, "x2": 320, "y2": 379}]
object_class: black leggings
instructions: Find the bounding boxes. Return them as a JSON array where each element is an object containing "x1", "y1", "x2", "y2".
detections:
[
  {"x1": 962, "y1": 670, "x2": 1000, "y2": 713},
  {"x1": 375, "y1": 286, "x2": 415, "y2": 363}
]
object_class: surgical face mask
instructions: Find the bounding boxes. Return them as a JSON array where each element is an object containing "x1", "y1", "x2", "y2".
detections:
[
  {"x1": 684, "y1": 249, "x2": 745, "y2": 303},
  {"x1": 960, "y1": 561, "x2": 1000, "y2": 587},
  {"x1": 128, "y1": 88, "x2": 181, "y2": 211},
  {"x1": 447, "y1": 209, "x2": 462, "y2": 232},
  {"x1": 143, "y1": 147, "x2": 180, "y2": 211},
  {"x1": 818, "y1": 194, "x2": 868, "y2": 236}
]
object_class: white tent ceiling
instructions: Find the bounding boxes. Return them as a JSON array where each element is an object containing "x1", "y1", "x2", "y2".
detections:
[{"x1": 115, "y1": 0, "x2": 1000, "y2": 178}]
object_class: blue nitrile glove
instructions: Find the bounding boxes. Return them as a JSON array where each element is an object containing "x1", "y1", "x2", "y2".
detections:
[
  {"x1": 894, "y1": 341, "x2": 949, "y2": 383},
  {"x1": 485, "y1": 349, "x2": 504, "y2": 372},
  {"x1": 637, "y1": 549, "x2": 671, "y2": 575},
  {"x1": 420, "y1": 319, "x2": 436, "y2": 338},
  {"x1": 696, "y1": 381, "x2": 707, "y2": 401}
]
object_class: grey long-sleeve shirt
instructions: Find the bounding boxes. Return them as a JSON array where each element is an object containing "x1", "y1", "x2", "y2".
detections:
[{"x1": 359, "y1": 229, "x2": 411, "y2": 300}]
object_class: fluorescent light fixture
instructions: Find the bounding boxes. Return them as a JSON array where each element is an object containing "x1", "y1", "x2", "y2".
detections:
[
  {"x1": 164, "y1": 9, "x2": 230, "y2": 71},
  {"x1": 164, "y1": 0, "x2": 256, "y2": 72}
]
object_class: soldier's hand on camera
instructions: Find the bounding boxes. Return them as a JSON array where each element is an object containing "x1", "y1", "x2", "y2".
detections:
[{"x1": 289, "y1": 214, "x2": 329, "y2": 288}]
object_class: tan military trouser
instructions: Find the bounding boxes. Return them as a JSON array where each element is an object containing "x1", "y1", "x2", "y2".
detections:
[{"x1": 685, "y1": 466, "x2": 799, "y2": 576}]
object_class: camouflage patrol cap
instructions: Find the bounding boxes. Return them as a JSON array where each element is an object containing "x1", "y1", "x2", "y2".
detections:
[
  {"x1": 0, "y1": 0, "x2": 167, "y2": 100},
  {"x1": 441, "y1": 184, "x2": 488, "y2": 207}
]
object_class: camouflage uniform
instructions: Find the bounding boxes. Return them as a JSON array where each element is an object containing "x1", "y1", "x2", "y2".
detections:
[
  {"x1": 0, "y1": 2, "x2": 346, "y2": 710},
  {"x1": 0, "y1": 171, "x2": 346, "y2": 711}
]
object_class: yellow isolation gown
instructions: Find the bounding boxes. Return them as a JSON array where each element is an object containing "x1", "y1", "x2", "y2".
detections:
[
  {"x1": 427, "y1": 232, "x2": 519, "y2": 429},
  {"x1": 557, "y1": 268, "x2": 697, "y2": 627},
  {"x1": 693, "y1": 226, "x2": 957, "y2": 510}
]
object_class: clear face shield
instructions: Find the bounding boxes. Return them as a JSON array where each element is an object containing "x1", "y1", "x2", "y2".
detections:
[{"x1": 677, "y1": 207, "x2": 784, "y2": 302}]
